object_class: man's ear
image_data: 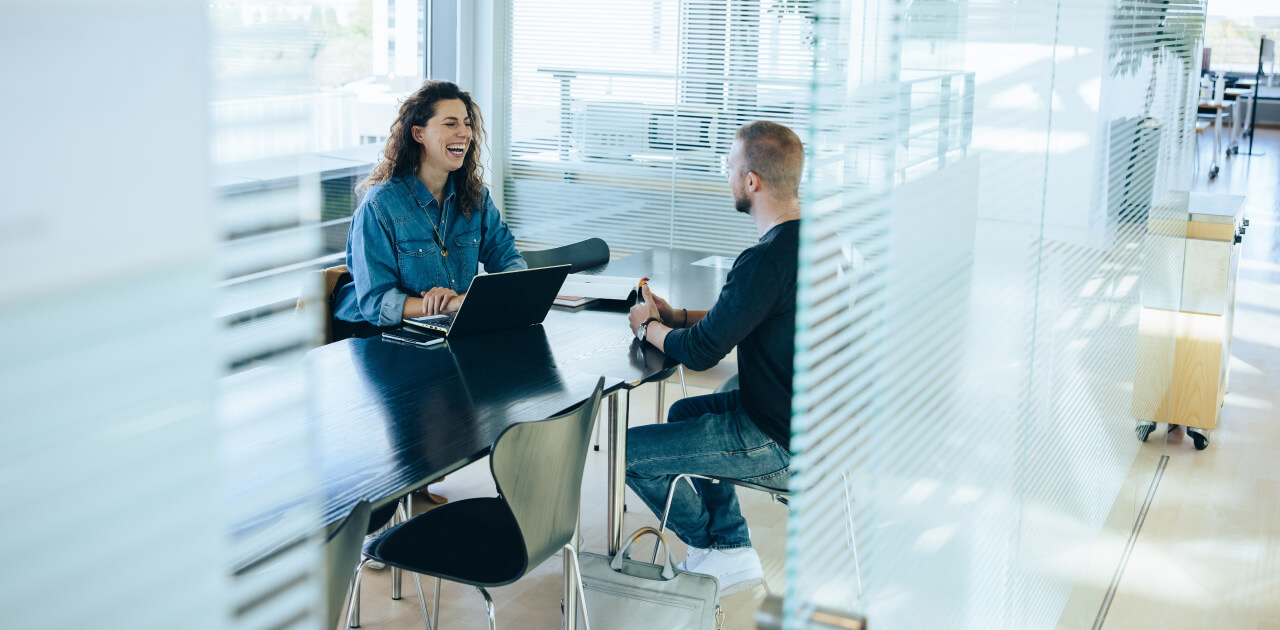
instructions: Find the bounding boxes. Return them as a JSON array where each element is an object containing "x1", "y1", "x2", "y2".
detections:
[
  {"x1": 410, "y1": 125, "x2": 425, "y2": 144},
  {"x1": 745, "y1": 171, "x2": 762, "y2": 194}
]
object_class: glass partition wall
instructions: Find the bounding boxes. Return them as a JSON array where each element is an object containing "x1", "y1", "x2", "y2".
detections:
[
  {"x1": 502, "y1": 1, "x2": 1204, "y2": 626},
  {"x1": 208, "y1": 1, "x2": 428, "y2": 625},
  {"x1": 789, "y1": 0, "x2": 1203, "y2": 628}
]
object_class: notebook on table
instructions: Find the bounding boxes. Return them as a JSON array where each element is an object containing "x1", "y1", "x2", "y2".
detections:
[
  {"x1": 402, "y1": 264, "x2": 571, "y2": 338},
  {"x1": 554, "y1": 274, "x2": 646, "y2": 307}
]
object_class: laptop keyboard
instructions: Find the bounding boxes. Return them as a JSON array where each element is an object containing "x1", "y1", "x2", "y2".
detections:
[{"x1": 406, "y1": 313, "x2": 454, "y2": 332}]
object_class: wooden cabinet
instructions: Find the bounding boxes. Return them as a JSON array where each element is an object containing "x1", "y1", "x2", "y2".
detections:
[{"x1": 1132, "y1": 193, "x2": 1245, "y2": 437}]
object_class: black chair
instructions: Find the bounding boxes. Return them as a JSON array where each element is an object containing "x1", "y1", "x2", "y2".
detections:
[
  {"x1": 323, "y1": 501, "x2": 374, "y2": 629},
  {"x1": 233, "y1": 500, "x2": 372, "y2": 630},
  {"x1": 522, "y1": 237, "x2": 610, "y2": 272},
  {"x1": 356, "y1": 378, "x2": 606, "y2": 630}
]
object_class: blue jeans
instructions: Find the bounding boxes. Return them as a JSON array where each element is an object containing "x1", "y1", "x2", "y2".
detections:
[{"x1": 625, "y1": 390, "x2": 790, "y2": 550}]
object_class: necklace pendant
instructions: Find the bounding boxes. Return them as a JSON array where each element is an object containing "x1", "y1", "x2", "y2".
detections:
[{"x1": 441, "y1": 248, "x2": 450, "y2": 258}]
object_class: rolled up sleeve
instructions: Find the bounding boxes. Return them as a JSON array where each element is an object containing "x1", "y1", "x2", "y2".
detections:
[
  {"x1": 478, "y1": 189, "x2": 527, "y2": 272},
  {"x1": 348, "y1": 199, "x2": 409, "y2": 326}
]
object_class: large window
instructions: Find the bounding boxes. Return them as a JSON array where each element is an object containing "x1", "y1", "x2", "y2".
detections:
[
  {"x1": 210, "y1": 0, "x2": 428, "y2": 343},
  {"x1": 210, "y1": 0, "x2": 426, "y2": 162},
  {"x1": 1203, "y1": 1, "x2": 1278, "y2": 75},
  {"x1": 504, "y1": 0, "x2": 816, "y2": 257}
]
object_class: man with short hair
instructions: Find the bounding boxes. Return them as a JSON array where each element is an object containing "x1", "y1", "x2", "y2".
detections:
[{"x1": 626, "y1": 120, "x2": 801, "y2": 596}]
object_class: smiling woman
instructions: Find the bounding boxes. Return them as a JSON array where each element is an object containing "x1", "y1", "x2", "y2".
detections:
[{"x1": 332, "y1": 80, "x2": 528, "y2": 338}]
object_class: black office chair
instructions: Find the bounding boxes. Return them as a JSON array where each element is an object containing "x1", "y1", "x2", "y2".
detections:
[
  {"x1": 323, "y1": 501, "x2": 374, "y2": 630},
  {"x1": 522, "y1": 237, "x2": 610, "y2": 272},
  {"x1": 233, "y1": 500, "x2": 372, "y2": 630},
  {"x1": 355, "y1": 378, "x2": 606, "y2": 630}
]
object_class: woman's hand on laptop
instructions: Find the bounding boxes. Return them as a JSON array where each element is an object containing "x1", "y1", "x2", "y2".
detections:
[
  {"x1": 420, "y1": 287, "x2": 459, "y2": 316},
  {"x1": 442, "y1": 293, "x2": 465, "y2": 314}
]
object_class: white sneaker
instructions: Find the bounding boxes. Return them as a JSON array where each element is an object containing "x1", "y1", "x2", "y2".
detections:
[
  {"x1": 678, "y1": 547, "x2": 763, "y2": 596},
  {"x1": 677, "y1": 546, "x2": 713, "y2": 573},
  {"x1": 363, "y1": 533, "x2": 386, "y2": 570}
]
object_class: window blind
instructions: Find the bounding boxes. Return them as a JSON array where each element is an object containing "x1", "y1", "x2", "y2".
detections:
[{"x1": 504, "y1": 0, "x2": 817, "y2": 257}]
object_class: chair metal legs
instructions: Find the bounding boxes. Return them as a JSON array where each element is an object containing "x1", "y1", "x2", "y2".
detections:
[
  {"x1": 562, "y1": 543, "x2": 593, "y2": 630},
  {"x1": 348, "y1": 496, "x2": 413, "y2": 627},
  {"x1": 594, "y1": 372, "x2": 688, "y2": 450},
  {"x1": 351, "y1": 564, "x2": 440, "y2": 630},
  {"x1": 646, "y1": 471, "x2": 860, "y2": 601},
  {"x1": 477, "y1": 586, "x2": 496, "y2": 630},
  {"x1": 657, "y1": 368, "x2": 690, "y2": 424},
  {"x1": 653, "y1": 473, "x2": 713, "y2": 563},
  {"x1": 433, "y1": 576, "x2": 441, "y2": 628},
  {"x1": 391, "y1": 497, "x2": 409, "y2": 600},
  {"x1": 344, "y1": 524, "x2": 597, "y2": 630},
  {"x1": 656, "y1": 376, "x2": 666, "y2": 424},
  {"x1": 347, "y1": 557, "x2": 371, "y2": 628},
  {"x1": 593, "y1": 406, "x2": 602, "y2": 452},
  {"x1": 651, "y1": 474, "x2": 790, "y2": 564},
  {"x1": 412, "y1": 574, "x2": 441, "y2": 630}
]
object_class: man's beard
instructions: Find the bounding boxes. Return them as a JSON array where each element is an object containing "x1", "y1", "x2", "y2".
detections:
[{"x1": 734, "y1": 194, "x2": 752, "y2": 215}]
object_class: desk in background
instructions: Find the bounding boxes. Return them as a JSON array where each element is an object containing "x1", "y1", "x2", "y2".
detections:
[{"x1": 1132, "y1": 194, "x2": 1246, "y2": 449}]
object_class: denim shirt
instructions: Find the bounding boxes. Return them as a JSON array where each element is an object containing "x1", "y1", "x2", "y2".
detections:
[{"x1": 333, "y1": 175, "x2": 527, "y2": 326}]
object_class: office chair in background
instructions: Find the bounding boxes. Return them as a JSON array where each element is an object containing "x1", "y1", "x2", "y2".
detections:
[
  {"x1": 523, "y1": 237, "x2": 610, "y2": 273},
  {"x1": 233, "y1": 500, "x2": 372, "y2": 630}
]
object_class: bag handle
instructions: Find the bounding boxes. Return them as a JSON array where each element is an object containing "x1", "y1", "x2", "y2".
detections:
[{"x1": 611, "y1": 527, "x2": 677, "y2": 580}]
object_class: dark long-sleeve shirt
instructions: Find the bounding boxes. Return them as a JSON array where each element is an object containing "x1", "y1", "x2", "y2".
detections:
[{"x1": 663, "y1": 220, "x2": 798, "y2": 450}]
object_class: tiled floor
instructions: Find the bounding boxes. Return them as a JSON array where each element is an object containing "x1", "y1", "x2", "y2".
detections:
[{"x1": 1095, "y1": 129, "x2": 1280, "y2": 629}]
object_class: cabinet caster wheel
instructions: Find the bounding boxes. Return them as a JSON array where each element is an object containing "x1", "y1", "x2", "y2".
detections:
[
  {"x1": 1209, "y1": 166, "x2": 1219, "y2": 179},
  {"x1": 1136, "y1": 423, "x2": 1155, "y2": 442},
  {"x1": 1188, "y1": 429, "x2": 1210, "y2": 450}
]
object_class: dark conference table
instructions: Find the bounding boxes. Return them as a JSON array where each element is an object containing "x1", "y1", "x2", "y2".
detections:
[{"x1": 229, "y1": 246, "x2": 733, "y2": 591}]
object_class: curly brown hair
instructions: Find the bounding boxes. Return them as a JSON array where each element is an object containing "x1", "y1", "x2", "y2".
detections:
[{"x1": 358, "y1": 80, "x2": 487, "y2": 218}]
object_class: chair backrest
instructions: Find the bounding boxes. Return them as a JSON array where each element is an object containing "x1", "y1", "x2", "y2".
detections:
[
  {"x1": 489, "y1": 377, "x2": 606, "y2": 572},
  {"x1": 323, "y1": 499, "x2": 371, "y2": 630},
  {"x1": 522, "y1": 238, "x2": 610, "y2": 273},
  {"x1": 295, "y1": 264, "x2": 351, "y2": 344},
  {"x1": 714, "y1": 373, "x2": 740, "y2": 394}
]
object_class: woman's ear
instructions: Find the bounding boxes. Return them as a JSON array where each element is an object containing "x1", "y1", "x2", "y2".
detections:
[{"x1": 410, "y1": 125, "x2": 425, "y2": 144}]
